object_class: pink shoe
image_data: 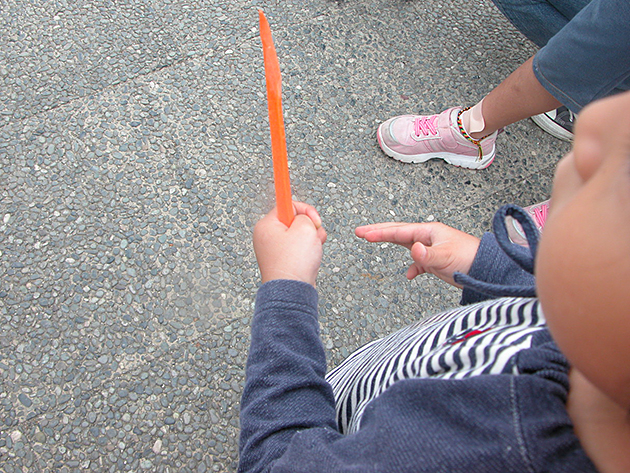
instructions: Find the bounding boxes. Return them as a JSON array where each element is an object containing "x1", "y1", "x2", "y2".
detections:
[
  {"x1": 377, "y1": 107, "x2": 497, "y2": 170},
  {"x1": 506, "y1": 200, "x2": 550, "y2": 247}
]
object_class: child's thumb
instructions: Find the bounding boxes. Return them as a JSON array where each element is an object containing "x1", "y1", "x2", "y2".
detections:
[
  {"x1": 291, "y1": 213, "x2": 319, "y2": 232},
  {"x1": 411, "y1": 241, "x2": 443, "y2": 273}
]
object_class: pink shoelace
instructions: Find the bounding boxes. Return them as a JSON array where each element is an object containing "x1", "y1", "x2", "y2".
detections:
[
  {"x1": 414, "y1": 115, "x2": 438, "y2": 136},
  {"x1": 531, "y1": 202, "x2": 549, "y2": 228}
]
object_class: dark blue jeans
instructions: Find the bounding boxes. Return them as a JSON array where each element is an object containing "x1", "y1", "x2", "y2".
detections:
[{"x1": 492, "y1": 0, "x2": 630, "y2": 112}]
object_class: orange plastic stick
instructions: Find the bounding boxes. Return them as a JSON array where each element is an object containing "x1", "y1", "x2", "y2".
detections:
[{"x1": 259, "y1": 10, "x2": 294, "y2": 227}]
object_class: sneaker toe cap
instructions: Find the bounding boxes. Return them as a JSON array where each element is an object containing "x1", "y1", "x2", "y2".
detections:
[{"x1": 379, "y1": 115, "x2": 416, "y2": 148}]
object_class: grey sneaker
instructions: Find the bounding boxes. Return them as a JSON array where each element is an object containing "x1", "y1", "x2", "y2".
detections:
[{"x1": 531, "y1": 106, "x2": 575, "y2": 142}]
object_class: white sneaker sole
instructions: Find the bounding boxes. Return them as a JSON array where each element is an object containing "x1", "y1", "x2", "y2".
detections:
[
  {"x1": 377, "y1": 126, "x2": 495, "y2": 170},
  {"x1": 531, "y1": 114, "x2": 574, "y2": 142}
]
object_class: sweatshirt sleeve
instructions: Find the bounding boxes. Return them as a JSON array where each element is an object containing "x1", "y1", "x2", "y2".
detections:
[
  {"x1": 460, "y1": 232, "x2": 536, "y2": 305},
  {"x1": 238, "y1": 279, "x2": 337, "y2": 473}
]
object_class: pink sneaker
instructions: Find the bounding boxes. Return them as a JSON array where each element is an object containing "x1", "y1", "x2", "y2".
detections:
[
  {"x1": 506, "y1": 200, "x2": 550, "y2": 247},
  {"x1": 377, "y1": 107, "x2": 497, "y2": 170}
]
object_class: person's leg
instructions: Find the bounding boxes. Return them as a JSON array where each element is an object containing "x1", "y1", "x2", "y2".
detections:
[
  {"x1": 377, "y1": 53, "x2": 565, "y2": 168},
  {"x1": 377, "y1": 0, "x2": 630, "y2": 167},
  {"x1": 464, "y1": 56, "x2": 562, "y2": 139},
  {"x1": 467, "y1": 0, "x2": 630, "y2": 138},
  {"x1": 377, "y1": 0, "x2": 588, "y2": 167}
]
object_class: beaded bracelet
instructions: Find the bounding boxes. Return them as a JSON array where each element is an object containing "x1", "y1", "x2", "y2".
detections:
[{"x1": 456, "y1": 107, "x2": 494, "y2": 162}]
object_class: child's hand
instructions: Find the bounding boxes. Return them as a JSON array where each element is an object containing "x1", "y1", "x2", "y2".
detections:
[
  {"x1": 355, "y1": 222, "x2": 480, "y2": 287},
  {"x1": 254, "y1": 202, "x2": 327, "y2": 287}
]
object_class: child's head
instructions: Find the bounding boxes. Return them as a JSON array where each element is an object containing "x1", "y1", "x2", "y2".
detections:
[{"x1": 536, "y1": 90, "x2": 630, "y2": 409}]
